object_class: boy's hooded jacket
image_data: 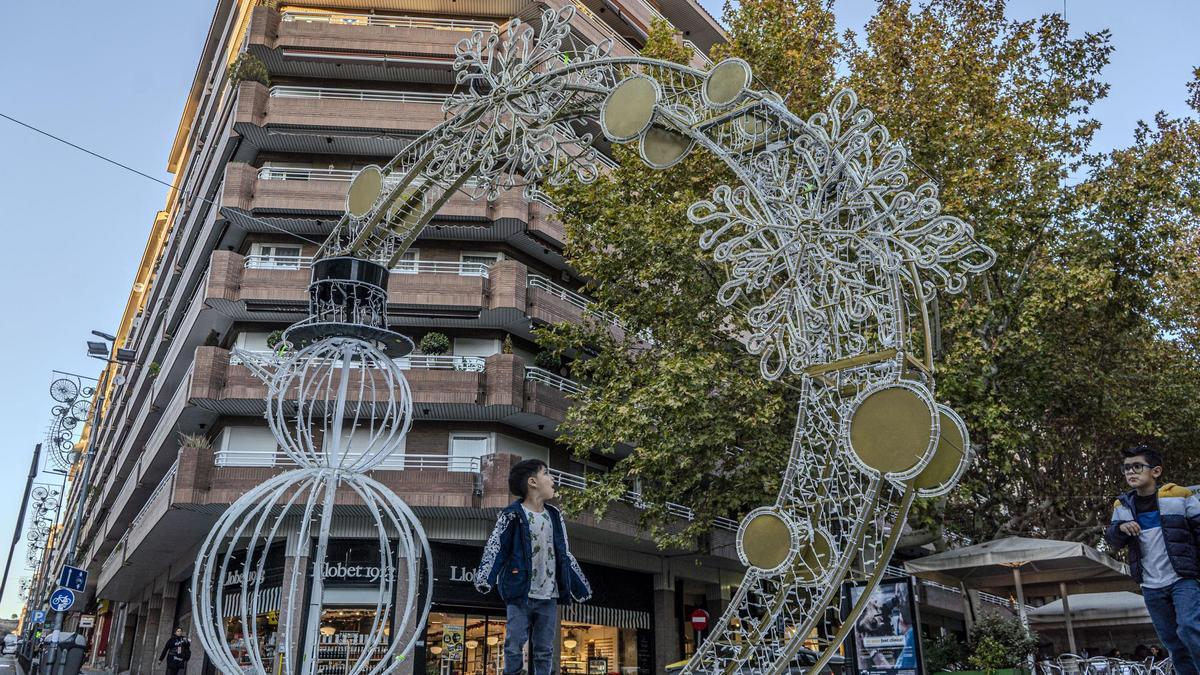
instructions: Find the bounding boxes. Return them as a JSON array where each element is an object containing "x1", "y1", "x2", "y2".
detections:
[
  {"x1": 1106, "y1": 483, "x2": 1200, "y2": 585},
  {"x1": 475, "y1": 500, "x2": 592, "y2": 605}
]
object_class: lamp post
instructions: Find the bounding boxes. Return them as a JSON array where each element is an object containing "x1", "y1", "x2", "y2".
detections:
[{"x1": 44, "y1": 332, "x2": 135, "y2": 675}]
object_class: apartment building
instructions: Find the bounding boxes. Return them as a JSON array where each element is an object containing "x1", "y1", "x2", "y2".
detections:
[{"x1": 35, "y1": 1, "x2": 743, "y2": 674}]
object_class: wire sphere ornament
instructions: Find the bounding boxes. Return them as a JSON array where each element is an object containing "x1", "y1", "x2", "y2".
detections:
[
  {"x1": 306, "y1": 6, "x2": 996, "y2": 673},
  {"x1": 259, "y1": 337, "x2": 414, "y2": 473},
  {"x1": 193, "y1": 469, "x2": 431, "y2": 675}
]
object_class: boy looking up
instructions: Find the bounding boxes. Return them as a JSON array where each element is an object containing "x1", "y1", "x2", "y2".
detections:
[
  {"x1": 475, "y1": 459, "x2": 591, "y2": 675},
  {"x1": 1106, "y1": 445, "x2": 1200, "y2": 674}
]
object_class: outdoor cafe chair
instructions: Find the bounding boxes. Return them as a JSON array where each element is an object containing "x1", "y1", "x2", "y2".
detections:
[{"x1": 1058, "y1": 654, "x2": 1085, "y2": 675}]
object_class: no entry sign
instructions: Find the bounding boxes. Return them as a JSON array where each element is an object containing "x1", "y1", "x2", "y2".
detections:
[{"x1": 689, "y1": 608, "x2": 710, "y2": 632}]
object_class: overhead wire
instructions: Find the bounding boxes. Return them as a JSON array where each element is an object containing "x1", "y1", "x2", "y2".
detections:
[{"x1": 0, "y1": 111, "x2": 326, "y2": 247}]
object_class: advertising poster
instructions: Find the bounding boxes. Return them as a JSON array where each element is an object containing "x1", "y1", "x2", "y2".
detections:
[
  {"x1": 844, "y1": 577, "x2": 923, "y2": 675},
  {"x1": 443, "y1": 624, "x2": 465, "y2": 662}
]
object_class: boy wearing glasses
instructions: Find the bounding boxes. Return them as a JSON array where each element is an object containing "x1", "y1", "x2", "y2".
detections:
[{"x1": 1107, "y1": 445, "x2": 1200, "y2": 673}]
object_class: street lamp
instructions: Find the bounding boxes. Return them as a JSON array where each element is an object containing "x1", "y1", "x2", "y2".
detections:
[{"x1": 43, "y1": 331, "x2": 136, "y2": 674}]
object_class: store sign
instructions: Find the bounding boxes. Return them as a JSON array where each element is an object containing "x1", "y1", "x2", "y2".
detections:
[
  {"x1": 78, "y1": 615, "x2": 95, "y2": 629},
  {"x1": 448, "y1": 565, "x2": 476, "y2": 584},
  {"x1": 321, "y1": 561, "x2": 394, "y2": 583}
]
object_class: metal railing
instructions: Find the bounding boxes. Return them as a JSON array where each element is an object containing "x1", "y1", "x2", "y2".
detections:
[
  {"x1": 547, "y1": 467, "x2": 738, "y2": 531},
  {"x1": 101, "y1": 530, "x2": 129, "y2": 576},
  {"x1": 270, "y1": 86, "x2": 450, "y2": 104},
  {"x1": 130, "y1": 461, "x2": 179, "y2": 533},
  {"x1": 884, "y1": 564, "x2": 1033, "y2": 612},
  {"x1": 243, "y1": 254, "x2": 490, "y2": 277},
  {"x1": 213, "y1": 449, "x2": 482, "y2": 473},
  {"x1": 230, "y1": 350, "x2": 486, "y2": 372},
  {"x1": 527, "y1": 274, "x2": 624, "y2": 327},
  {"x1": 525, "y1": 366, "x2": 587, "y2": 395},
  {"x1": 257, "y1": 167, "x2": 358, "y2": 182},
  {"x1": 682, "y1": 40, "x2": 712, "y2": 67},
  {"x1": 281, "y1": 10, "x2": 499, "y2": 33}
]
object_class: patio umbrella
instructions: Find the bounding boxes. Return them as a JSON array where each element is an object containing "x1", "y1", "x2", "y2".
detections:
[{"x1": 904, "y1": 536, "x2": 1136, "y2": 654}]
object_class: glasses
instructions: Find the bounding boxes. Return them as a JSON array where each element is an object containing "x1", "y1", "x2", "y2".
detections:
[{"x1": 1122, "y1": 462, "x2": 1155, "y2": 474}]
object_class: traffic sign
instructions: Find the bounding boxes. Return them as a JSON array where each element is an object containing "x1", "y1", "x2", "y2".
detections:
[
  {"x1": 689, "y1": 608, "x2": 710, "y2": 632},
  {"x1": 79, "y1": 615, "x2": 95, "y2": 629},
  {"x1": 32, "y1": 610, "x2": 46, "y2": 624},
  {"x1": 49, "y1": 588, "x2": 76, "y2": 612},
  {"x1": 58, "y1": 565, "x2": 88, "y2": 592}
]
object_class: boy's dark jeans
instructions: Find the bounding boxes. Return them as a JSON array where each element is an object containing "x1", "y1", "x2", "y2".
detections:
[
  {"x1": 505, "y1": 598, "x2": 557, "y2": 675},
  {"x1": 1144, "y1": 578, "x2": 1200, "y2": 675}
]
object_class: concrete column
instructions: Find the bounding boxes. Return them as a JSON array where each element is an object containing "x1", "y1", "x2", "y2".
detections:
[
  {"x1": 113, "y1": 602, "x2": 137, "y2": 673},
  {"x1": 185, "y1": 619, "x2": 205, "y2": 675},
  {"x1": 127, "y1": 599, "x2": 150, "y2": 675},
  {"x1": 704, "y1": 582, "x2": 731, "y2": 620},
  {"x1": 135, "y1": 591, "x2": 164, "y2": 675},
  {"x1": 156, "y1": 581, "x2": 181, "y2": 655},
  {"x1": 279, "y1": 552, "x2": 310, "y2": 674},
  {"x1": 653, "y1": 572, "x2": 678, "y2": 673}
]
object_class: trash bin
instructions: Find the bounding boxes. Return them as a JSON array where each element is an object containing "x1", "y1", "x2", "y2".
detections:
[{"x1": 36, "y1": 631, "x2": 87, "y2": 675}]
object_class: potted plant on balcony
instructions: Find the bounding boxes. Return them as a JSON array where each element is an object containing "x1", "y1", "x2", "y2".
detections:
[
  {"x1": 228, "y1": 52, "x2": 270, "y2": 87},
  {"x1": 266, "y1": 330, "x2": 290, "y2": 358},
  {"x1": 147, "y1": 361, "x2": 161, "y2": 379},
  {"x1": 419, "y1": 332, "x2": 450, "y2": 356},
  {"x1": 178, "y1": 433, "x2": 212, "y2": 451},
  {"x1": 534, "y1": 350, "x2": 563, "y2": 373}
]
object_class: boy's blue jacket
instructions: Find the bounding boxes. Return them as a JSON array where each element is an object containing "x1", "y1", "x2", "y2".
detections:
[
  {"x1": 475, "y1": 500, "x2": 592, "y2": 605},
  {"x1": 1105, "y1": 483, "x2": 1200, "y2": 585}
]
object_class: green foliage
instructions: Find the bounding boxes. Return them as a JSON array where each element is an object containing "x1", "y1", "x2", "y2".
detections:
[
  {"x1": 502, "y1": 335, "x2": 514, "y2": 355},
  {"x1": 419, "y1": 332, "x2": 450, "y2": 355},
  {"x1": 147, "y1": 361, "x2": 161, "y2": 378},
  {"x1": 228, "y1": 52, "x2": 270, "y2": 87},
  {"x1": 967, "y1": 616, "x2": 1038, "y2": 672},
  {"x1": 533, "y1": 350, "x2": 562, "y2": 371},
  {"x1": 266, "y1": 330, "x2": 284, "y2": 349},
  {"x1": 542, "y1": 0, "x2": 1200, "y2": 549},
  {"x1": 923, "y1": 633, "x2": 968, "y2": 673}
]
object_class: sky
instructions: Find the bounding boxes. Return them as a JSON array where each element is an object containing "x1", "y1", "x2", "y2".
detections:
[{"x1": 0, "y1": 0, "x2": 1196, "y2": 620}]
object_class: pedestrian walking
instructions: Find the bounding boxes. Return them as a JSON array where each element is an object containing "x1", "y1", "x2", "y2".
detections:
[
  {"x1": 475, "y1": 459, "x2": 592, "y2": 675},
  {"x1": 158, "y1": 627, "x2": 191, "y2": 675},
  {"x1": 1106, "y1": 445, "x2": 1200, "y2": 674}
]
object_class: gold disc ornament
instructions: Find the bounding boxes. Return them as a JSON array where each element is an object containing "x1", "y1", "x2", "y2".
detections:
[
  {"x1": 737, "y1": 507, "x2": 799, "y2": 574},
  {"x1": 703, "y1": 59, "x2": 751, "y2": 107},
  {"x1": 347, "y1": 165, "x2": 383, "y2": 217},
  {"x1": 910, "y1": 404, "x2": 972, "y2": 497},
  {"x1": 600, "y1": 76, "x2": 659, "y2": 142},
  {"x1": 847, "y1": 382, "x2": 938, "y2": 477}
]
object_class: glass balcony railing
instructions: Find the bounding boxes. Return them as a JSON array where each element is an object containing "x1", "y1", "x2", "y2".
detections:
[
  {"x1": 280, "y1": 10, "x2": 499, "y2": 33},
  {"x1": 269, "y1": 86, "x2": 450, "y2": 104}
]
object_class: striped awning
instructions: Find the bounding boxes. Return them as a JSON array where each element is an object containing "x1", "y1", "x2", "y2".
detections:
[
  {"x1": 220, "y1": 587, "x2": 282, "y2": 619},
  {"x1": 561, "y1": 604, "x2": 651, "y2": 630}
]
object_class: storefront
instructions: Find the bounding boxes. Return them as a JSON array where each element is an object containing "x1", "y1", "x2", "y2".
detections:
[
  {"x1": 421, "y1": 543, "x2": 654, "y2": 675},
  {"x1": 313, "y1": 538, "x2": 404, "y2": 675}
]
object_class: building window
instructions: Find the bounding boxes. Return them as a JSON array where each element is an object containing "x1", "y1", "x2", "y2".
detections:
[
  {"x1": 215, "y1": 426, "x2": 280, "y2": 467},
  {"x1": 449, "y1": 433, "x2": 491, "y2": 472},
  {"x1": 248, "y1": 243, "x2": 304, "y2": 269},
  {"x1": 459, "y1": 251, "x2": 502, "y2": 276}
]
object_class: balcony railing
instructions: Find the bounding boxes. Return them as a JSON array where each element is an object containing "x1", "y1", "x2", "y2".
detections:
[
  {"x1": 101, "y1": 530, "x2": 129, "y2": 576},
  {"x1": 280, "y1": 10, "x2": 499, "y2": 33},
  {"x1": 884, "y1": 564, "x2": 1032, "y2": 612},
  {"x1": 257, "y1": 167, "x2": 358, "y2": 182},
  {"x1": 230, "y1": 350, "x2": 486, "y2": 372},
  {"x1": 524, "y1": 366, "x2": 587, "y2": 396},
  {"x1": 528, "y1": 274, "x2": 624, "y2": 328},
  {"x1": 243, "y1": 254, "x2": 489, "y2": 277},
  {"x1": 269, "y1": 86, "x2": 451, "y2": 104},
  {"x1": 547, "y1": 467, "x2": 738, "y2": 532},
  {"x1": 213, "y1": 449, "x2": 482, "y2": 473},
  {"x1": 130, "y1": 461, "x2": 179, "y2": 533}
]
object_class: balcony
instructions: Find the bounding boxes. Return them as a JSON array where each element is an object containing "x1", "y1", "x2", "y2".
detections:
[
  {"x1": 233, "y1": 82, "x2": 448, "y2": 156},
  {"x1": 220, "y1": 163, "x2": 538, "y2": 225},
  {"x1": 246, "y1": 7, "x2": 501, "y2": 84},
  {"x1": 95, "y1": 444, "x2": 737, "y2": 600},
  {"x1": 203, "y1": 250, "x2": 614, "y2": 340},
  {"x1": 186, "y1": 346, "x2": 583, "y2": 436}
]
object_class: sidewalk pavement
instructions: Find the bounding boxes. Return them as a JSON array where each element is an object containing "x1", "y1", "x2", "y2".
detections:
[{"x1": 0, "y1": 656, "x2": 24, "y2": 675}]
